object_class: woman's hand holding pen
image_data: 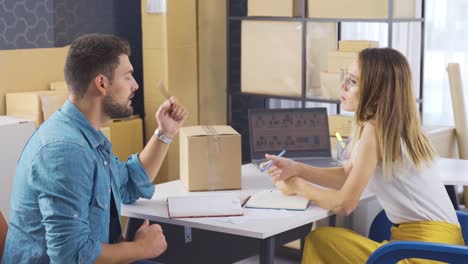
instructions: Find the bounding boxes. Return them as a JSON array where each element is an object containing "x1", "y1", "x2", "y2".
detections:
[
  {"x1": 260, "y1": 154, "x2": 305, "y2": 196},
  {"x1": 260, "y1": 154, "x2": 301, "y2": 182}
]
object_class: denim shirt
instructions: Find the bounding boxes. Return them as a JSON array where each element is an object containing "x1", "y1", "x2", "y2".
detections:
[{"x1": 2, "y1": 100, "x2": 155, "y2": 264}]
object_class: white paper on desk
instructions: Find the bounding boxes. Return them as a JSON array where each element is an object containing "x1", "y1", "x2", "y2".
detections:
[
  {"x1": 167, "y1": 194, "x2": 243, "y2": 218},
  {"x1": 147, "y1": 0, "x2": 166, "y2": 14}
]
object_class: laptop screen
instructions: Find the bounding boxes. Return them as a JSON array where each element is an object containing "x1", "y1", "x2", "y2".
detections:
[{"x1": 249, "y1": 108, "x2": 332, "y2": 161}]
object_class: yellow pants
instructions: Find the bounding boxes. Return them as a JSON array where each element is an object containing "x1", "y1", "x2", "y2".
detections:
[{"x1": 302, "y1": 221, "x2": 464, "y2": 264}]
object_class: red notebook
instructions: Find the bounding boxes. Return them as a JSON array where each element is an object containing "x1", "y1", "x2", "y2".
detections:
[{"x1": 167, "y1": 195, "x2": 244, "y2": 218}]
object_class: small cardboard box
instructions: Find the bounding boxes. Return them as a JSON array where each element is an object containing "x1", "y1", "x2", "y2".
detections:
[
  {"x1": 248, "y1": 0, "x2": 302, "y2": 17},
  {"x1": 327, "y1": 51, "x2": 358, "y2": 73},
  {"x1": 101, "y1": 116, "x2": 143, "y2": 161},
  {"x1": 179, "y1": 126, "x2": 241, "y2": 191},
  {"x1": 308, "y1": 0, "x2": 416, "y2": 19},
  {"x1": 320, "y1": 71, "x2": 342, "y2": 99},
  {"x1": 0, "y1": 116, "x2": 35, "y2": 220},
  {"x1": 328, "y1": 115, "x2": 354, "y2": 137},
  {"x1": 6, "y1": 90, "x2": 68, "y2": 127},
  {"x1": 49, "y1": 81, "x2": 68, "y2": 91},
  {"x1": 338, "y1": 40, "x2": 379, "y2": 52},
  {"x1": 241, "y1": 21, "x2": 302, "y2": 97},
  {"x1": 306, "y1": 23, "x2": 338, "y2": 93}
]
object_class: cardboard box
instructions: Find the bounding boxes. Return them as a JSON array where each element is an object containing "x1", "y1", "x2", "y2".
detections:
[
  {"x1": 308, "y1": 0, "x2": 416, "y2": 19},
  {"x1": 50, "y1": 81, "x2": 68, "y2": 91},
  {"x1": 6, "y1": 90, "x2": 68, "y2": 127},
  {"x1": 320, "y1": 71, "x2": 342, "y2": 99},
  {"x1": 242, "y1": 21, "x2": 302, "y2": 97},
  {"x1": 0, "y1": 116, "x2": 35, "y2": 219},
  {"x1": 101, "y1": 116, "x2": 143, "y2": 161},
  {"x1": 141, "y1": 0, "x2": 199, "y2": 183},
  {"x1": 328, "y1": 115, "x2": 354, "y2": 137},
  {"x1": 306, "y1": 22, "x2": 338, "y2": 94},
  {"x1": 179, "y1": 126, "x2": 241, "y2": 191},
  {"x1": 248, "y1": 0, "x2": 302, "y2": 17},
  {"x1": 0, "y1": 46, "x2": 69, "y2": 116},
  {"x1": 338, "y1": 40, "x2": 379, "y2": 52},
  {"x1": 327, "y1": 51, "x2": 358, "y2": 73},
  {"x1": 198, "y1": 0, "x2": 227, "y2": 125}
]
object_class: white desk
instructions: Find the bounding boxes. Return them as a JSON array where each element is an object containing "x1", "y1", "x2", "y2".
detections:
[
  {"x1": 121, "y1": 158, "x2": 468, "y2": 263},
  {"x1": 437, "y1": 158, "x2": 468, "y2": 185},
  {"x1": 437, "y1": 158, "x2": 468, "y2": 211},
  {"x1": 122, "y1": 164, "x2": 374, "y2": 263}
]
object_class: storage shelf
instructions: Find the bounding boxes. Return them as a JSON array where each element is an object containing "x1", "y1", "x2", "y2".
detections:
[
  {"x1": 230, "y1": 91, "x2": 342, "y2": 104},
  {"x1": 227, "y1": 0, "x2": 425, "y2": 162},
  {"x1": 230, "y1": 16, "x2": 424, "y2": 23}
]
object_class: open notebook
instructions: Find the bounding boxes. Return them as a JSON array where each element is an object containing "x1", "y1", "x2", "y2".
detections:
[
  {"x1": 167, "y1": 195, "x2": 243, "y2": 218},
  {"x1": 245, "y1": 190, "x2": 310, "y2": 211}
]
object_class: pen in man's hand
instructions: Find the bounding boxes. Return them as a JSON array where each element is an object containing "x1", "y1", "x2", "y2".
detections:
[
  {"x1": 261, "y1": 149, "x2": 286, "y2": 173},
  {"x1": 159, "y1": 80, "x2": 173, "y2": 106}
]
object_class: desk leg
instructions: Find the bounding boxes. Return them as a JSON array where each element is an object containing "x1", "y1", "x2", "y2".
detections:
[
  {"x1": 445, "y1": 185, "x2": 460, "y2": 210},
  {"x1": 260, "y1": 236, "x2": 275, "y2": 264}
]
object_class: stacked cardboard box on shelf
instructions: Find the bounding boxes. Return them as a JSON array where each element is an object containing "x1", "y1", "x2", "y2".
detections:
[
  {"x1": 142, "y1": 0, "x2": 228, "y2": 183},
  {"x1": 241, "y1": 21, "x2": 302, "y2": 97},
  {"x1": 328, "y1": 114, "x2": 354, "y2": 138},
  {"x1": 306, "y1": 23, "x2": 338, "y2": 97},
  {"x1": 308, "y1": 0, "x2": 416, "y2": 19},
  {"x1": 49, "y1": 81, "x2": 68, "y2": 91},
  {"x1": 338, "y1": 40, "x2": 379, "y2": 52},
  {"x1": 6, "y1": 82, "x2": 143, "y2": 162},
  {"x1": 0, "y1": 46, "x2": 69, "y2": 117},
  {"x1": 6, "y1": 90, "x2": 68, "y2": 127},
  {"x1": 248, "y1": 0, "x2": 302, "y2": 17},
  {"x1": 327, "y1": 51, "x2": 358, "y2": 73},
  {"x1": 319, "y1": 40, "x2": 378, "y2": 99},
  {"x1": 101, "y1": 116, "x2": 144, "y2": 161}
]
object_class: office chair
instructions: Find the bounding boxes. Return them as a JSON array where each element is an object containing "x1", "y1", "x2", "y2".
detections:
[
  {"x1": 0, "y1": 210, "x2": 7, "y2": 259},
  {"x1": 366, "y1": 210, "x2": 468, "y2": 264}
]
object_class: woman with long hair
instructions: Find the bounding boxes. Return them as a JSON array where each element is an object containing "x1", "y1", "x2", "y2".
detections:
[{"x1": 262, "y1": 48, "x2": 464, "y2": 263}]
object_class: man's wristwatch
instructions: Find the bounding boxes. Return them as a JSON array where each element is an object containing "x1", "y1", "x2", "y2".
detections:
[{"x1": 154, "y1": 128, "x2": 173, "y2": 144}]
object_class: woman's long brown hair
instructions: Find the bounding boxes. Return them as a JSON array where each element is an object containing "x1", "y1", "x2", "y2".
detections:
[{"x1": 354, "y1": 48, "x2": 436, "y2": 178}]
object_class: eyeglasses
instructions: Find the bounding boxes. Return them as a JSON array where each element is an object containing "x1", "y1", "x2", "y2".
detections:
[{"x1": 342, "y1": 75, "x2": 358, "y2": 91}]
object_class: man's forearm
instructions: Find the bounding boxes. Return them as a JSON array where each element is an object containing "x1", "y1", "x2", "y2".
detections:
[
  {"x1": 95, "y1": 242, "x2": 143, "y2": 264},
  {"x1": 139, "y1": 135, "x2": 170, "y2": 182}
]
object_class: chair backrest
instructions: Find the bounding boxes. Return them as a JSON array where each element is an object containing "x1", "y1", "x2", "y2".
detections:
[
  {"x1": 456, "y1": 211, "x2": 468, "y2": 245},
  {"x1": 369, "y1": 210, "x2": 468, "y2": 245},
  {"x1": 0, "y1": 210, "x2": 7, "y2": 259}
]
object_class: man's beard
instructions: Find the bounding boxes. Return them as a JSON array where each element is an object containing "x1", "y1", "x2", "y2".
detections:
[{"x1": 103, "y1": 93, "x2": 134, "y2": 119}]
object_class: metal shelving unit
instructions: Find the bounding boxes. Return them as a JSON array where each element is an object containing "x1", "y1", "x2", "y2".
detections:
[{"x1": 227, "y1": 0, "x2": 425, "y2": 162}]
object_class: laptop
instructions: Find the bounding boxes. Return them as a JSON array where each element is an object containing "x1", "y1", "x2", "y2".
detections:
[{"x1": 248, "y1": 107, "x2": 342, "y2": 168}]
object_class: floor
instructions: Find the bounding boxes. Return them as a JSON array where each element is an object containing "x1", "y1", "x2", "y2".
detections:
[
  {"x1": 235, "y1": 243, "x2": 302, "y2": 264},
  {"x1": 235, "y1": 254, "x2": 300, "y2": 264}
]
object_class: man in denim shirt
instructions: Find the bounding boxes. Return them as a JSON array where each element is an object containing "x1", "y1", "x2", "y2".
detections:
[{"x1": 3, "y1": 34, "x2": 188, "y2": 263}]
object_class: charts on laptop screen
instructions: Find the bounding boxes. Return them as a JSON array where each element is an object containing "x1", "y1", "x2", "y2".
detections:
[{"x1": 249, "y1": 108, "x2": 332, "y2": 161}]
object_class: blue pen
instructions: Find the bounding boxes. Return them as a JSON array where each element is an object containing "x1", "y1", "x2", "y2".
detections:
[{"x1": 261, "y1": 149, "x2": 287, "y2": 173}]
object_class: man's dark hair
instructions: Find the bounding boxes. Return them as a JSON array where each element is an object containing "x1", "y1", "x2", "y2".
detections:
[{"x1": 64, "y1": 34, "x2": 131, "y2": 97}]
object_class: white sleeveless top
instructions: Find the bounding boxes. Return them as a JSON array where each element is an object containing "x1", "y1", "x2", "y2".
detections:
[{"x1": 354, "y1": 141, "x2": 458, "y2": 225}]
